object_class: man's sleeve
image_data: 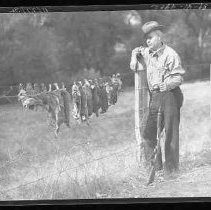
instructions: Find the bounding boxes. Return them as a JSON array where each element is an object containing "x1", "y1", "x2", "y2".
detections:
[
  {"x1": 164, "y1": 52, "x2": 186, "y2": 90},
  {"x1": 130, "y1": 52, "x2": 138, "y2": 70}
]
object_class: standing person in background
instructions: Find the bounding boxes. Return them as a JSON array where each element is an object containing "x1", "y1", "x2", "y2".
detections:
[{"x1": 130, "y1": 21, "x2": 185, "y2": 176}]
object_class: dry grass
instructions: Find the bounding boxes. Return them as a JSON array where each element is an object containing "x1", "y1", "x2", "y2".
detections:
[{"x1": 0, "y1": 81, "x2": 210, "y2": 200}]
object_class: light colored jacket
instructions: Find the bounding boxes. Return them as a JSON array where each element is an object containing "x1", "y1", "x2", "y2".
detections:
[{"x1": 130, "y1": 44, "x2": 185, "y2": 91}]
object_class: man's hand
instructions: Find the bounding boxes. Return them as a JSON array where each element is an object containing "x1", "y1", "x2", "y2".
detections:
[
  {"x1": 130, "y1": 46, "x2": 144, "y2": 71},
  {"x1": 130, "y1": 61, "x2": 137, "y2": 71},
  {"x1": 132, "y1": 47, "x2": 143, "y2": 56},
  {"x1": 159, "y1": 82, "x2": 168, "y2": 92}
]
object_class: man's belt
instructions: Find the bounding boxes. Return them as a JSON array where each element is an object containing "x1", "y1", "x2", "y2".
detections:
[{"x1": 150, "y1": 84, "x2": 160, "y2": 93}]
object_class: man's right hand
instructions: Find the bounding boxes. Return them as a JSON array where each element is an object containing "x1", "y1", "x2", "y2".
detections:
[
  {"x1": 132, "y1": 46, "x2": 143, "y2": 56},
  {"x1": 130, "y1": 46, "x2": 144, "y2": 71}
]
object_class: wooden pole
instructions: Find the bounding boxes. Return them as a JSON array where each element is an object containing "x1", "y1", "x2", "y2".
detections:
[{"x1": 134, "y1": 56, "x2": 148, "y2": 164}]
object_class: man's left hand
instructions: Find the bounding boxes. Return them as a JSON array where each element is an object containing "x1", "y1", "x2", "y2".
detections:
[{"x1": 159, "y1": 82, "x2": 168, "y2": 92}]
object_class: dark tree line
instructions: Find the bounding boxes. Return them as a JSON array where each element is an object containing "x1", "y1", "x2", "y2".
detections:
[{"x1": 0, "y1": 10, "x2": 210, "y2": 87}]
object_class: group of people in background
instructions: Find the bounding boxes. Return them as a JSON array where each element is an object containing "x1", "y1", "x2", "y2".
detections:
[{"x1": 18, "y1": 73, "x2": 123, "y2": 123}]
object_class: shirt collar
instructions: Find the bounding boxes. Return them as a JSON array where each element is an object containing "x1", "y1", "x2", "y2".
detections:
[{"x1": 149, "y1": 42, "x2": 166, "y2": 57}]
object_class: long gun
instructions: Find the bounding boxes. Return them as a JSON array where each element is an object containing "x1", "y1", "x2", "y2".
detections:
[
  {"x1": 147, "y1": 75, "x2": 164, "y2": 185},
  {"x1": 147, "y1": 105, "x2": 162, "y2": 185}
]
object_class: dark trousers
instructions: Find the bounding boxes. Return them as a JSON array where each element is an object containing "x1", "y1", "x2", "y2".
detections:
[{"x1": 141, "y1": 87, "x2": 183, "y2": 173}]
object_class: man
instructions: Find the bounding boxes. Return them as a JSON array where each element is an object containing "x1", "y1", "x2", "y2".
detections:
[{"x1": 130, "y1": 21, "x2": 185, "y2": 175}]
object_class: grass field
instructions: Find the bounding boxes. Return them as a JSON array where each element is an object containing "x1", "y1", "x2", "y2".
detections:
[{"x1": 0, "y1": 81, "x2": 210, "y2": 200}]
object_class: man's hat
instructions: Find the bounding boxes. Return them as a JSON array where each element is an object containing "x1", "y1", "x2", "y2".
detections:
[{"x1": 142, "y1": 21, "x2": 164, "y2": 36}]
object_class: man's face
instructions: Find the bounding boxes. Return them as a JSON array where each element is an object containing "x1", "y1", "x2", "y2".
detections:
[{"x1": 146, "y1": 30, "x2": 162, "y2": 51}]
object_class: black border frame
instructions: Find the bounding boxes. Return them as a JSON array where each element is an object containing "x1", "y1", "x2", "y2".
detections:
[{"x1": 0, "y1": 0, "x2": 210, "y2": 207}]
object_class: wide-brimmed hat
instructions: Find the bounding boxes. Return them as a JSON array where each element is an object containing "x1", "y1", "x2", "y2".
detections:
[{"x1": 142, "y1": 21, "x2": 164, "y2": 36}]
